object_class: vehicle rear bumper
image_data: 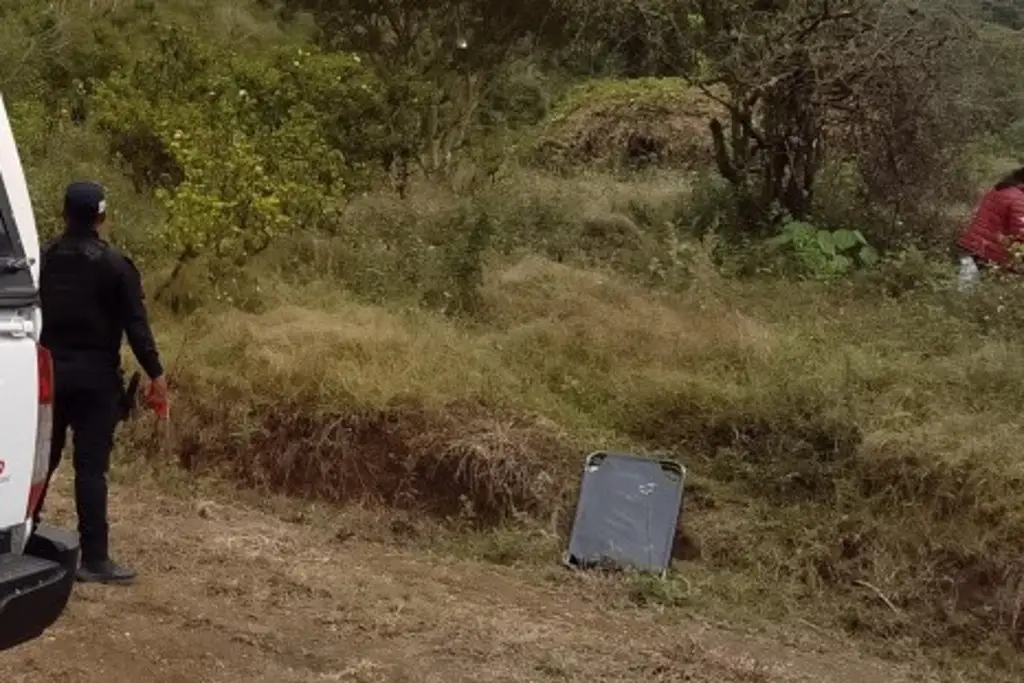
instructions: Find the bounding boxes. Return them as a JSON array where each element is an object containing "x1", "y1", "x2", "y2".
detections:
[{"x1": 0, "y1": 524, "x2": 80, "y2": 651}]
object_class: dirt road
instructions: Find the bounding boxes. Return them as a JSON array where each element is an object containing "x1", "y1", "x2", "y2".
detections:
[{"x1": 3, "y1": 478, "x2": 943, "y2": 682}]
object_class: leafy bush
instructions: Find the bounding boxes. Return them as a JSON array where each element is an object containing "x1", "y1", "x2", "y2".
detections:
[
  {"x1": 768, "y1": 222, "x2": 878, "y2": 281},
  {"x1": 88, "y1": 25, "x2": 385, "y2": 299}
]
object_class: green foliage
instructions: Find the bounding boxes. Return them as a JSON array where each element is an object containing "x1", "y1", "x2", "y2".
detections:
[
  {"x1": 853, "y1": 247, "x2": 956, "y2": 298},
  {"x1": 549, "y1": 0, "x2": 701, "y2": 77},
  {"x1": 430, "y1": 204, "x2": 497, "y2": 315},
  {"x1": 768, "y1": 221, "x2": 878, "y2": 281},
  {"x1": 675, "y1": 171, "x2": 739, "y2": 237},
  {"x1": 268, "y1": 0, "x2": 571, "y2": 183},
  {"x1": 5, "y1": 0, "x2": 1009, "y2": 296},
  {"x1": 481, "y1": 58, "x2": 554, "y2": 129},
  {"x1": 87, "y1": 24, "x2": 385, "y2": 298},
  {"x1": 154, "y1": 108, "x2": 288, "y2": 275}
]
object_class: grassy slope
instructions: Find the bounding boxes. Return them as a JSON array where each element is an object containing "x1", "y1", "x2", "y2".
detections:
[
  {"x1": 5, "y1": 0, "x2": 1023, "y2": 677},
  {"x1": 134, "y1": 196, "x2": 1024, "y2": 672},
  {"x1": 21, "y1": 116, "x2": 1022, "y2": 678}
]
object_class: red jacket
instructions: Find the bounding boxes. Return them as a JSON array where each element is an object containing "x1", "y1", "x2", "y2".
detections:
[{"x1": 958, "y1": 184, "x2": 1024, "y2": 267}]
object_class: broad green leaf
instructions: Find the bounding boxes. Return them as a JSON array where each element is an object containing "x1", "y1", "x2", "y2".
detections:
[
  {"x1": 816, "y1": 229, "x2": 837, "y2": 257},
  {"x1": 831, "y1": 229, "x2": 862, "y2": 251}
]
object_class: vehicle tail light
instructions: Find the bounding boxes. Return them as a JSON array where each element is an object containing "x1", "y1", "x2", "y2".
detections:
[{"x1": 27, "y1": 344, "x2": 53, "y2": 519}]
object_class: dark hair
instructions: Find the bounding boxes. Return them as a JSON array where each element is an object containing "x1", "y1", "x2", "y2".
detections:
[{"x1": 994, "y1": 167, "x2": 1024, "y2": 190}]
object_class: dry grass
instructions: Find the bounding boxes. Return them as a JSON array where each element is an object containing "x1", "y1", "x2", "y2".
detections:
[{"x1": 121, "y1": 247, "x2": 1024, "y2": 673}]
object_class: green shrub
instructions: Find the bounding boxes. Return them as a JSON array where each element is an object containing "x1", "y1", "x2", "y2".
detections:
[
  {"x1": 767, "y1": 222, "x2": 878, "y2": 281},
  {"x1": 88, "y1": 25, "x2": 385, "y2": 298}
]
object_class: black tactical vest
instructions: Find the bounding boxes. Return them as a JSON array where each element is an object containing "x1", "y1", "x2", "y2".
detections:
[{"x1": 39, "y1": 233, "x2": 122, "y2": 367}]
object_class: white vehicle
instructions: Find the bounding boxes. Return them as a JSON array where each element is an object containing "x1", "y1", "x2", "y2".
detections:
[{"x1": 0, "y1": 94, "x2": 80, "y2": 651}]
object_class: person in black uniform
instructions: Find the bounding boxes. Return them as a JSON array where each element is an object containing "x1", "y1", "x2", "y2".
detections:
[{"x1": 37, "y1": 181, "x2": 168, "y2": 585}]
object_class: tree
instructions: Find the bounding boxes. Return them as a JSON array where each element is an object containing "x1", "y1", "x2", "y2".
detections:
[
  {"x1": 693, "y1": 2, "x2": 971, "y2": 231},
  {"x1": 263, "y1": 0, "x2": 569, "y2": 189},
  {"x1": 547, "y1": 0, "x2": 701, "y2": 77},
  {"x1": 822, "y1": 3, "x2": 983, "y2": 244},
  {"x1": 550, "y1": 1, "x2": 978, "y2": 241},
  {"x1": 90, "y1": 24, "x2": 385, "y2": 298}
]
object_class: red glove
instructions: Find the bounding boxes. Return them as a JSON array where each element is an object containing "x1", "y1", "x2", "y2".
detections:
[{"x1": 146, "y1": 379, "x2": 169, "y2": 419}]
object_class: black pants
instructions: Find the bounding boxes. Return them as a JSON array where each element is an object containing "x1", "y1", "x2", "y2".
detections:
[{"x1": 37, "y1": 364, "x2": 122, "y2": 564}]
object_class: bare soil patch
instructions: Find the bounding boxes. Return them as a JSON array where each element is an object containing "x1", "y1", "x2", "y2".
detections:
[{"x1": 4, "y1": 474, "x2": 958, "y2": 683}]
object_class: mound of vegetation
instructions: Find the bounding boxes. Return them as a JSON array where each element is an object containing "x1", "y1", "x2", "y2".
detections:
[{"x1": 531, "y1": 78, "x2": 723, "y2": 172}]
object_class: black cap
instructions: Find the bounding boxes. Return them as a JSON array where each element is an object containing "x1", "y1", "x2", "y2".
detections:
[{"x1": 64, "y1": 181, "x2": 107, "y2": 232}]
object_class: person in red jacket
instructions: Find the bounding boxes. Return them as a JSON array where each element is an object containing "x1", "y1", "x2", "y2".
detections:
[{"x1": 958, "y1": 168, "x2": 1024, "y2": 283}]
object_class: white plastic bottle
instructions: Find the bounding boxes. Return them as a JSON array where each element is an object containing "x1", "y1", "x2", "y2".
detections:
[{"x1": 957, "y1": 255, "x2": 980, "y2": 293}]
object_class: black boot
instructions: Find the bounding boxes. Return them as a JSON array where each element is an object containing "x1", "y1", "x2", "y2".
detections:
[{"x1": 76, "y1": 558, "x2": 137, "y2": 585}]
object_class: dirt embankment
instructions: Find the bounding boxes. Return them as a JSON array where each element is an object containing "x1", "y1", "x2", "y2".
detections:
[
  {"x1": 5, "y1": 476, "x2": 948, "y2": 683},
  {"x1": 170, "y1": 399, "x2": 573, "y2": 525},
  {"x1": 125, "y1": 372, "x2": 1024, "y2": 663}
]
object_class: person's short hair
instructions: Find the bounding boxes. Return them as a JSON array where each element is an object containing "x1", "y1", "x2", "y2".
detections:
[{"x1": 64, "y1": 181, "x2": 107, "y2": 232}]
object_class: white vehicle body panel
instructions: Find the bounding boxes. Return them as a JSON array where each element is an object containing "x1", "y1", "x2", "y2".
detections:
[{"x1": 0, "y1": 94, "x2": 42, "y2": 535}]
